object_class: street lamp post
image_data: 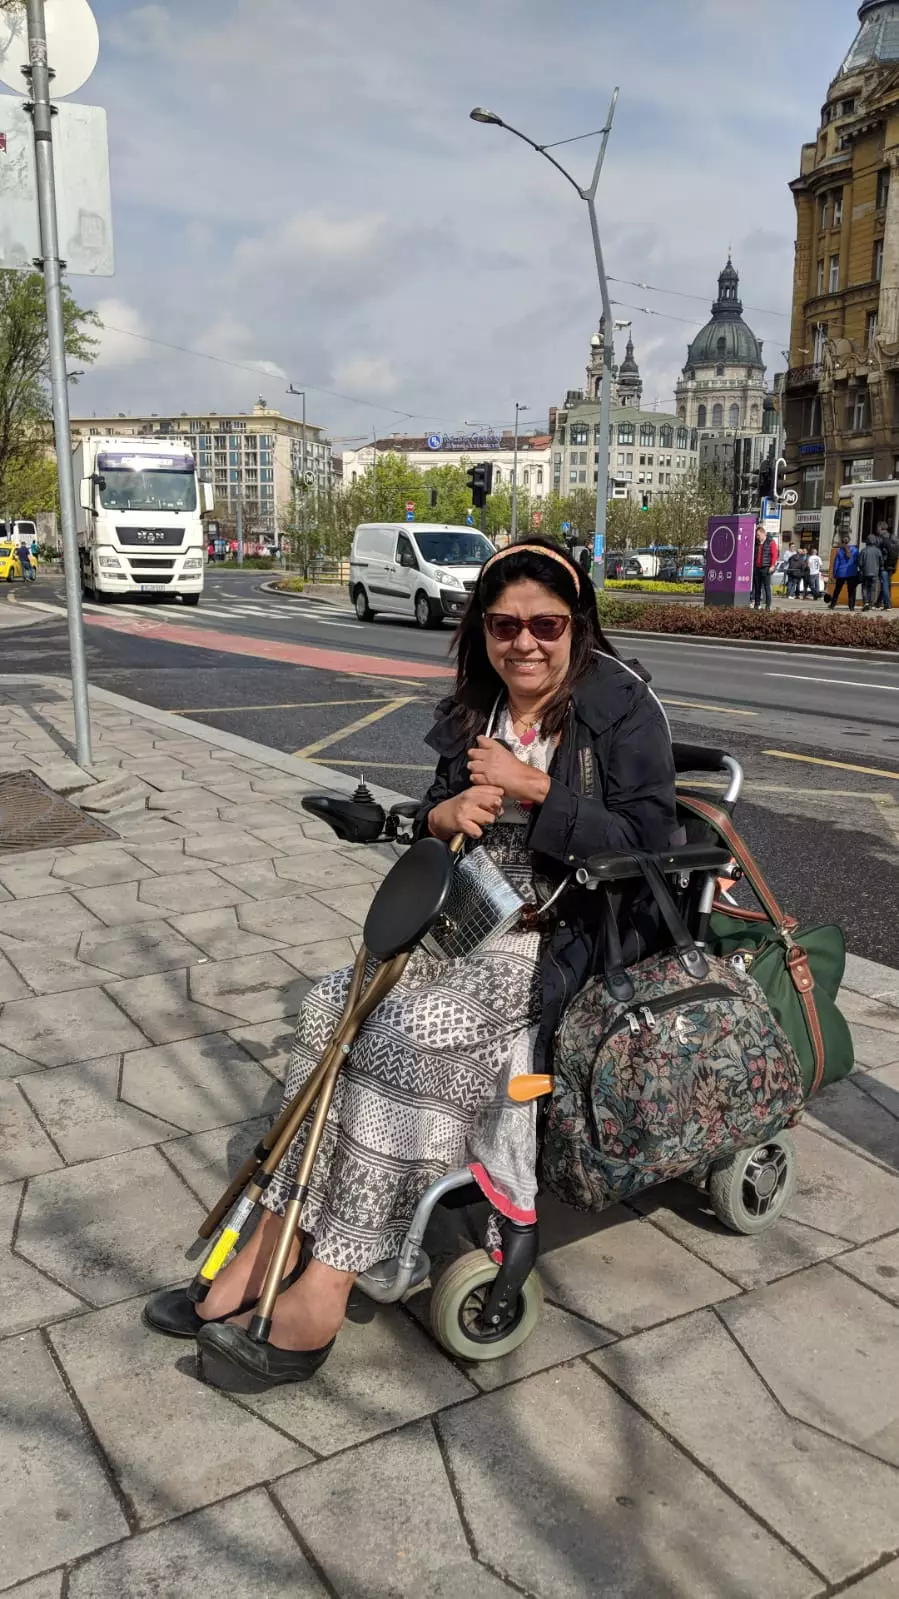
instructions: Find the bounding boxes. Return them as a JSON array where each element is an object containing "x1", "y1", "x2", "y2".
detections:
[
  {"x1": 510, "y1": 401, "x2": 527, "y2": 542},
  {"x1": 471, "y1": 95, "x2": 619, "y2": 589}
]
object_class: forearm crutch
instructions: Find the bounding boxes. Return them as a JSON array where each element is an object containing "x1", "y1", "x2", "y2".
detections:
[{"x1": 186, "y1": 824, "x2": 461, "y2": 1334}]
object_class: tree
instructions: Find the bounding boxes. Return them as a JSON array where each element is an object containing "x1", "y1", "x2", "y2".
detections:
[
  {"x1": 646, "y1": 468, "x2": 731, "y2": 556},
  {"x1": 1, "y1": 452, "x2": 58, "y2": 518},
  {"x1": 0, "y1": 269, "x2": 99, "y2": 515},
  {"x1": 606, "y1": 496, "x2": 645, "y2": 551}
]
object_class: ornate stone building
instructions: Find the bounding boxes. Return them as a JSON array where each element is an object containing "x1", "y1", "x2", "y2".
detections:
[
  {"x1": 676, "y1": 260, "x2": 767, "y2": 435},
  {"x1": 585, "y1": 320, "x2": 643, "y2": 406},
  {"x1": 784, "y1": 0, "x2": 899, "y2": 548}
]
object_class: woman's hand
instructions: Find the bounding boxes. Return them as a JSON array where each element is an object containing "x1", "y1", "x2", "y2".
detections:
[
  {"x1": 427, "y1": 785, "x2": 505, "y2": 841},
  {"x1": 467, "y1": 737, "x2": 551, "y2": 806}
]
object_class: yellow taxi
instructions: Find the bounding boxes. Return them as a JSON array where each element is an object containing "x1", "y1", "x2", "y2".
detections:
[{"x1": 0, "y1": 542, "x2": 39, "y2": 581}]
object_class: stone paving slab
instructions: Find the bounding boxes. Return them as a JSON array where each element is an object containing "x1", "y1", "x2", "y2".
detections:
[
  {"x1": 807, "y1": 1077, "x2": 899, "y2": 1172},
  {"x1": 437, "y1": 1362, "x2": 815, "y2": 1599},
  {"x1": 166, "y1": 905, "x2": 288, "y2": 958},
  {"x1": 0, "y1": 1178, "x2": 83, "y2": 1336},
  {"x1": 20, "y1": 1055, "x2": 180, "y2": 1163},
  {"x1": 3, "y1": 1572, "x2": 64, "y2": 1599},
  {"x1": 121, "y1": 1033, "x2": 282, "y2": 1133},
  {"x1": 590, "y1": 1312, "x2": 899, "y2": 1585},
  {"x1": 0, "y1": 892, "x2": 102, "y2": 946},
  {"x1": 836, "y1": 1231, "x2": 899, "y2": 1304},
  {"x1": 0, "y1": 1078, "x2": 63, "y2": 1180},
  {"x1": 0, "y1": 1331, "x2": 129, "y2": 1588},
  {"x1": 65, "y1": 1490, "x2": 328, "y2": 1599},
  {"x1": 3, "y1": 937, "x2": 119, "y2": 995},
  {"x1": 78, "y1": 920, "x2": 203, "y2": 978},
  {"x1": 104, "y1": 970, "x2": 241, "y2": 1045},
  {"x1": 837, "y1": 1562, "x2": 899, "y2": 1596},
  {"x1": 49, "y1": 1299, "x2": 312, "y2": 1528},
  {"x1": 16, "y1": 1145, "x2": 204, "y2": 1305},
  {"x1": 161, "y1": 1115, "x2": 270, "y2": 1210},
  {"x1": 785, "y1": 1125, "x2": 899, "y2": 1241},
  {"x1": 0, "y1": 985, "x2": 149, "y2": 1068},
  {"x1": 187, "y1": 951, "x2": 310, "y2": 1023}
]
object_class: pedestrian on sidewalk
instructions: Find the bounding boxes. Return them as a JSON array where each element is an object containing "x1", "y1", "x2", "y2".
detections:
[
  {"x1": 878, "y1": 529, "x2": 897, "y2": 610},
  {"x1": 806, "y1": 547, "x2": 823, "y2": 600},
  {"x1": 16, "y1": 539, "x2": 36, "y2": 582},
  {"x1": 858, "y1": 533, "x2": 884, "y2": 611},
  {"x1": 786, "y1": 548, "x2": 806, "y2": 599},
  {"x1": 828, "y1": 533, "x2": 860, "y2": 611},
  {"x1": 752, "y1": 524, "x2": 777, "y2": 610},
  {"x1": 144, "y1": 538, "x2": 678, "y2": 1387}
]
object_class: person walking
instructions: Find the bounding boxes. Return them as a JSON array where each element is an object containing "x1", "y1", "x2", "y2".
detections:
[
  {"x1": 752, "y1": 523, "x2": 777, "y2": 610},
  {"x1": 806, "y1": 547, "x2": 823, "y2": 599},
  {"x1": 828, "y1": 532, "x2": 860, "y2": 611},
  {"x1": 786, "y1": 548, "x2": 806, "y2": 599},
  {"x1": 878, "y1": 529, "x2": 897, "y2": 610},
  {"x1": 16, "y1": 538, "x2": 35, "y2": 582},
  {"x1": 858, "y1": 532, "x2": 884, "y2": 611}
]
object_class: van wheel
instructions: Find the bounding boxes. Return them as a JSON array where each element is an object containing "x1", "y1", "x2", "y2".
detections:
[
  {"x1": 182, "y1": 593, "x2": 200, "y2": 607},
  {"x1": 415, "y1": 590, "x2": 439, "y2": 630},
  {"x1": 354, "y1": 586, "x2": 375, "y2": 621}
]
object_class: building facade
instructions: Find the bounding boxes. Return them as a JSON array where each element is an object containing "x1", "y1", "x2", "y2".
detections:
[
  {"x1": 676, "y1": 259, "x2": 767, "y2": 435},
  {"x1": 784, "y1": 0, "x2": 899, "y2": 550},
  {"x1": 69, "y1": 399, "x2": 331, "y2": 537},
  {"x1": 550, "y1": 331, "x2": 698, "y2": 509},
  {"x1": 340, "y1": 432, "x2": 553, "y2": 498}
]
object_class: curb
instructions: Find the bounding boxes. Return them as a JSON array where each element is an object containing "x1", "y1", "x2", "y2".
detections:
[
  {"x1": 0, "y1": 673, "x2": 410, "y2": 810},
  {"x1": 604, "y1": 624, "x2": 899, "y2": 661},
  {"x1": 261, "y1": 580, "x2": 347, "y2": 606}
]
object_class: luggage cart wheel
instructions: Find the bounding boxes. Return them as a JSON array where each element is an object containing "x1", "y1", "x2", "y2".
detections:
[
  {"x1": 708, "y1": 1132, "x2": 797, "y2": 1234},
  {"x1": 429, "y1": 1249, "x2": 543, "y2": 1361}
]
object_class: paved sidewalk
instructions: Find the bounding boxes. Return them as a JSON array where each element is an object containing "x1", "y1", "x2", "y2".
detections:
[{"x1": 1, "y1": 677, "x2": 898, "y2": 1598}]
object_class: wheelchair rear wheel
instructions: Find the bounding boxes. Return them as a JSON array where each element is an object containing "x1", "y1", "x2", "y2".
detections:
[
  {"x1": 429, "y1": 1249, "x2": 543, "y2": 1361},
  {"x1": 708, "y1": 1132, "x2": 797, "y2": 1234}
]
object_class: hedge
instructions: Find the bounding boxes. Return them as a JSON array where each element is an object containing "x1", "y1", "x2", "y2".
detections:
[
  {"x1": 274, "y1": 577, "x2": 306, "y2": 593},
  {"x1": 213, "y1": 556, "x2": 275, "y2": 569},
  {"x1": 597, "y1": 596, "x2": 899, "y2": 650},
  {"x1": 607, "y1": 580, "x2": 703, "y2": 596}
]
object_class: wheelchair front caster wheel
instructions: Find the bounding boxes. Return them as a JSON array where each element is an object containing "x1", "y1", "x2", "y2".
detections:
[
  {"x1": 429, "y1": 1249, "x2": 543, "y2": 1361},
  {"x1": 709, "y1": 1131, "x2": 797, "y2": 1234}
]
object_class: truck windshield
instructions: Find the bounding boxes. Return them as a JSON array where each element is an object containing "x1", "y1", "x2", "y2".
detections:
[
  {"x1": 413, "y1": 532, "x2": 494, "y2": 566},
  {"x1": 98, "y1": 469, "x2": 197, "y2": 513}
]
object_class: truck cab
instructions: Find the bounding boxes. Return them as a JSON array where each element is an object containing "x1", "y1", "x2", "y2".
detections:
[{"x1": 76, "y1": 436, "x2": 213, "y2": 603}]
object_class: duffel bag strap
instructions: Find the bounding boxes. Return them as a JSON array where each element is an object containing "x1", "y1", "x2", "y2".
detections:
[
  {"x1": 596, "y1": 885, "x2": 637, "y2": 1004},
  {"x1": 677, "y1": 794, "x2": 789, "y2": 928},
  {"x1": 632, "y1": 853, "x2": 710, "y2": 981}
]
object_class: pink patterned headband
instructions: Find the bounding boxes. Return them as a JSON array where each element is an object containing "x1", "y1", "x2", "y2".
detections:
[{"x1": 480, "y1": 543, "x2": 584, "y2": 587}]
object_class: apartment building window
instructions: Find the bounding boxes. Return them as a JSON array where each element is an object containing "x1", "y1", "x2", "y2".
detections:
[
  {"x1": 578, "y1": 470, "x2": 586, "y2": 484},
  {"x1": 817, "y1": 259, "x2": 825, "y2": 294},
  {"x1": 639, "y1": 423, "x2": 655, "y2": 446},
  {"x1": 875, "y1": 238, "x2": 885, "y2": 281},
  {"x1": 877, "y1": 168, "x2": 891, "y2": 210},
  {"x1": 801, "y1": 394, "x2": 822, "y2": 435},
  {"x1": 801, "y1": 463, "x2": 824, "y2": 511},
  {"x1": 570, "y1": 470, "x2": 578, "y2": 484},
  {"x1": 593, "y1": 423, "x2": 603, "y2": 442},
  {"x1": 617, "y1": 453, "x2": 626, "y2": 466},
  {"x1": 523, "y1": 469, "x2": 530, "y2": 487},
  {"x1": 846, "y1": 386, "x2": 870, "y2": 431},
  {"x1": 712, "y1": 403, "x2": 724, "y2": 427},
  {"x1": 618, "y1": 422, "x2": 635, "y2": 445},
  {"x1": 729, "y1": 403, "x2": 740, "y2": 428},
  {"x1": 697, "y1": 405, "x2": 707, "y2": 427},
  {"x1": 557, "y1": 425, "x2": 566, "y2": 445},
  {"x1": 659, "y1": 425, "x2": 673, "y2": 448},
  {"x1": 829, "y1": 255, "x2": 840, "y2": 292},
  {"x1": 570, "y1": 423, "x2": 589, "y2": 445},
  {"x1": 813, "y1": 322, "x2": 829, "y2": 363},
  {"x1": 819, "y1": 195, "x2": 828, "y2": 229},
  {"x1": 536, "y1": 467, "x2": 543, "y2": 487},
  {"x1": 676, "y1": 427, "x2": 689, "y2": 450},
  {"x1": 868, "y1": 311, "x2": 879, "y2": 349},
  {"x1": 833, "y1": 190, "x2": 843, "y2": 225},
  {"x1": 494, "y1": 467, "x2": 503, "y2": 485}
]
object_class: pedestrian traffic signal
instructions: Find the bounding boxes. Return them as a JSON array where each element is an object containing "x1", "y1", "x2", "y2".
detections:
[
  {"x1": 758, "y1": 456, "x2": 774, "y2": 501},
  {"x1": 467, "y1": 461, "x2": 494, "y2": 509}
]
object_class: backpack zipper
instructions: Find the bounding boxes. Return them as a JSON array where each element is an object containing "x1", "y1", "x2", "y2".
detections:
[{"x1": 588, "y1": 982, "x2": 735, "y2": 1140}]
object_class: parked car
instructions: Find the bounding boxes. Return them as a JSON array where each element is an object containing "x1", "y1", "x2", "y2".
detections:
[
  {"x1": 678, "y1": 557, "x2": 706, "y2": 583},
  {"x1": 606, "y1": 550, "x2": 627, "y2": 579},
  {"x1": 0, "y1": 542, "x2": 39, "y2": 581}
]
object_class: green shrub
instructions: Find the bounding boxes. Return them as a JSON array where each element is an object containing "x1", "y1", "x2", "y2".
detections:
[
  {"x1": 607, "y1": 580, "x2": 703, "y2": 595},
  {"x1": 274, "y1": 577, "x2": 306, "y2": 593},
  {"x1": 215, "y1": 556, "x2": 275, "y2": 569},
  {"x1": 598, "y1": 599, "x2": 898, "y2": 650}
]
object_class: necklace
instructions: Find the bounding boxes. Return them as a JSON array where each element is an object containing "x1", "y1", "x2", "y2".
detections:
[{"x1": 510, "y1": 711, "x2": 540, "y2": 747}]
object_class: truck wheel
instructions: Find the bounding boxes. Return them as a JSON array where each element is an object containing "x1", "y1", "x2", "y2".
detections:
[
  {"x1": 354, "y1": 586, "x2": 375, "y2": 621},
  {"x1": 182, "y1": 594, "x2": 200, "y2": 607}
]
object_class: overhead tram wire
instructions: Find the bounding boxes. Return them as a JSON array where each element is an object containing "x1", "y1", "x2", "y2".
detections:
[{"x1": 608, "y1": 275, "x2": 791, "y2": 321}]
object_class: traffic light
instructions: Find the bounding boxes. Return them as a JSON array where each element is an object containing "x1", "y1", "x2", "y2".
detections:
[
  {"x1": 757, "y1": 456, "x2": 774, "y2": 501},
  {"x1": 467, "y1": 461, "x2": 494, "y2": 509}
]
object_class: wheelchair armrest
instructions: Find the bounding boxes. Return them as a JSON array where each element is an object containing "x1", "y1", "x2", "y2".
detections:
[
  {"x1": 301, "y1": 794, "x2": 386, "y2": 843},
  {"x1": 583, "y1": 844, "x2": 733, "y2": 884},
  {"x1": 389, "y1": 801, "x2": 420, "y2": 820}
]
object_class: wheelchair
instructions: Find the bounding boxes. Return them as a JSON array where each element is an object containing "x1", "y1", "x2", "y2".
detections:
[{"x1": 188, "y1": 743, "x2": 799, "y2": 1365}]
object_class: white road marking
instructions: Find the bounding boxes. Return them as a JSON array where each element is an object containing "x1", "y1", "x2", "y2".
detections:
[{"x1": 765, "y1": 672, "x2": 899, "y2": 692}]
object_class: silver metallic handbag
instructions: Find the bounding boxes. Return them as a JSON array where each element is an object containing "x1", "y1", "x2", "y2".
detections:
[{"x1": 422, "y1": 843, "x2": 527, "y2": 960}]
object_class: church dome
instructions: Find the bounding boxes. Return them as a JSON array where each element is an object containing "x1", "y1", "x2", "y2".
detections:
[
  {"x1": 618, "y1": 337, "x2": 639, "y2": 376},
  {"x1": 683, "y1": 258, "x2": 764, "y2": 373},
  {"x1": 840, "y1": 1, "x2": 899, "y2": 75}
]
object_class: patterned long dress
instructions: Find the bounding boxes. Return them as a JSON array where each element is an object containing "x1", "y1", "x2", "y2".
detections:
[{"x1": 260, "y1": 713, "x2": 555, "y2": 1275}]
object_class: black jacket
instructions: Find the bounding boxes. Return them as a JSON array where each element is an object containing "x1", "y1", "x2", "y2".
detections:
[{"x1": 414, "y1": 654, "x2": 678, "y2": 1072}]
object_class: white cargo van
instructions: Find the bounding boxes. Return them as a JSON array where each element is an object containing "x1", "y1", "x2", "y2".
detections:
[{"x1": 349, "y1": 523, "x2": 495, "y2": 627}]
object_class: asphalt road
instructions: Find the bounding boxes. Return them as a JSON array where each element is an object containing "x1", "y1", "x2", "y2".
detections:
[{"x1": 4, "y1": 569, "x2": 899, "y2": 964}]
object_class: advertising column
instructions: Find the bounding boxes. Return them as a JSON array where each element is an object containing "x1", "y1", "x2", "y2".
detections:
[{"x1": 704, "y1": 515, "x2": 757, "y2": 608}]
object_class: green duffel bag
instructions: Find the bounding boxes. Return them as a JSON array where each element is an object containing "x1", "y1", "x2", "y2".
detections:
[{"x1": 678, "y1": 794, "x2": 854, "y2": 1097}]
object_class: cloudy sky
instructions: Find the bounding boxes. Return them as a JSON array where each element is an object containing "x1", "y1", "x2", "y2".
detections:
[{"x1": 35, "y1": 0, "x2": 866, "y2": 442}]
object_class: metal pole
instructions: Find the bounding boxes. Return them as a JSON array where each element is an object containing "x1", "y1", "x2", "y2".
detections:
[
  {"x1": 236, "y1": 498, "x2": 244, "y2": 565},
  {"x1": 510, "y1": 403, "x2": 520, "y2": 542},
  {"x1": 24, "y1": 0, "x2": 92, "y2": 766},
  {"x1": 586, "y1": 89, "x2": 619, "y2": 594}
]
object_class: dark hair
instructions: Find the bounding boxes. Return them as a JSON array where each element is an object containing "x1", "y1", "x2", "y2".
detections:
[{"x1": 451, "y1": 538, "x2": 617, "y2": 738}]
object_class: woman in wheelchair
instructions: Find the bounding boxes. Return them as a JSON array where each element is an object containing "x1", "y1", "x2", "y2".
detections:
[{"x1": 144, "y1": 538, "x2": 677, "y2": 1386}]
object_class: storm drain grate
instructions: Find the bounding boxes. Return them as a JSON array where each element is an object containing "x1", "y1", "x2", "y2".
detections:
[{"x1": 0, "y1": 770, "x2": 116, "y2": 855}]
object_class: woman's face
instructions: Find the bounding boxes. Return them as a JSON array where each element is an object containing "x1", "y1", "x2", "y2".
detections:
[{"x1": 483, "y1": 578, "x2": 573, "y2": 700}]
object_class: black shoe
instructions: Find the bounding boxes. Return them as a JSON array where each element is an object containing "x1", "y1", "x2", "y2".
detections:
[
  {"x1": 143, "y1": 1258, "x2": 305, "y2": 1340},
  {"x1": 196, "y1": 1320, "x2": 334, "y2": 1390}
]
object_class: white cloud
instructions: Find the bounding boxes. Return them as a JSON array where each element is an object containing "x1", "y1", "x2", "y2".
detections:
[{"x1": 91, "y1": 299, "x2": 152, "y2": 368}]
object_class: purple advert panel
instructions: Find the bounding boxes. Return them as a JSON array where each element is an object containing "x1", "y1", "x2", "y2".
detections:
[{"x1": 704, "y1": 516, "x2": 757, "y2": 608}]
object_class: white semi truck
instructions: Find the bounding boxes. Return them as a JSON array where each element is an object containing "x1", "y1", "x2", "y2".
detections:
[{"x1": 75, "y1": 435, "x2": 213, "y2": 604}]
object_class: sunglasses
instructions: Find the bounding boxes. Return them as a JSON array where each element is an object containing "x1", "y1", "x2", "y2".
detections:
[{"x1": 484, "y1": 613, "x2": 571, "y2": 643}]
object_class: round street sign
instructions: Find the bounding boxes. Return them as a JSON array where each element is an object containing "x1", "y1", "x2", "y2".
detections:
[
  {"x1": 781, "y1": 489, "x2": 799, "y2": 507},
  {"x1": 0, "y1": 0, "x2": 99, "y2": 99}
]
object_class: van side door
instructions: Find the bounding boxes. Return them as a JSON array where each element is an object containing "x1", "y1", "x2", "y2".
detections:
[{"x1": 394, "y1": 531, "x2": 419, "y2": 616}]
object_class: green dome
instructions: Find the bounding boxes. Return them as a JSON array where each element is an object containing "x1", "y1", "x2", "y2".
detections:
[{"x1": 683, "y1": 259, "x2": 764, "y2": 375}]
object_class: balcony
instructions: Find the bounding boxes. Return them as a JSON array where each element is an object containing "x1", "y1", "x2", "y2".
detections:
[{"x1": 785, "y1": 363, "x2": 824, "y2": 391}]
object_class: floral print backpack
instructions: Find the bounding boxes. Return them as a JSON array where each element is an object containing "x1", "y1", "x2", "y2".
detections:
[{"x1": 542, "y1": 855, "x2": 805, "y2": 1213}]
